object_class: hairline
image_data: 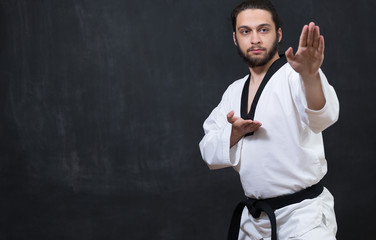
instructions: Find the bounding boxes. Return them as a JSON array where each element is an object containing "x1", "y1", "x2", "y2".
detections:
[
  {"x1": 234, "y1": 10, "x2": 278, "y2": 33},
  {"x1": 231, "y1": 1, "x2": 282, "y2": 33}
]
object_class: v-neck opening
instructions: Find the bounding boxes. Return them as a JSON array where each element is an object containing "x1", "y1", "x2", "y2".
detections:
[{"x1": 240, "y1": 54, "x2": 287, "y2": 136}]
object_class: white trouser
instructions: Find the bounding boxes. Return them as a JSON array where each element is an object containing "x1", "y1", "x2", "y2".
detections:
[{"x1": 238, "y1": 188, "x2": 337, "y2": 240}]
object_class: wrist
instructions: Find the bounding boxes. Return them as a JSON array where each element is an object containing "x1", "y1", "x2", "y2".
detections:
[
  {"x1": 300, "y1": 72, "x2": 320, "y2": 86},
  {"x1": 230, "y1": 126, "x2": 244, "y2": 148},
  {"x1": 300, "y1": 71, "x2": 319, "y2": 80}
]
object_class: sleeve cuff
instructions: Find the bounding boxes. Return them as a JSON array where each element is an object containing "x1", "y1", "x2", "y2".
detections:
[{"x1": 222, "y1": 123, "x2": 242, "y2": 167}]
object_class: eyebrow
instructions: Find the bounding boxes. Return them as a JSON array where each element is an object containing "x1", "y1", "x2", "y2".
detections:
[{"x1": 237, "y1": 23, "x2": 272, "y2": 30}]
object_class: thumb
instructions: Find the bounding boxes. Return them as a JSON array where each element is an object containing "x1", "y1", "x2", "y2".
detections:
[
  {"x1": 227, "y1": 110, "x2": 235, "y2": 123},
  {"x1": 285, "y1": 47, "x2": 294, "y2": 61}
]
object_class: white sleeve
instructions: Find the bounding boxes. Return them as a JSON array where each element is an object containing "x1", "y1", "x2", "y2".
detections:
[
  {"x1": 291, "y1": 68, "x2": 340, "y2": 133},
  {"x1": 199, "y1": 86, "x2": 242, "y2": 170}
]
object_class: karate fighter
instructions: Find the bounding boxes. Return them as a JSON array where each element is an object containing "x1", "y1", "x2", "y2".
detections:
[{"x1": 199, "y1": 0, "x2": 339, "y2": 239}]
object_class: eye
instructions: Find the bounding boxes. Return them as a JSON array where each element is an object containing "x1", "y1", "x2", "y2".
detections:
[
  {"x1": 259, "y1": 28, "x2": 269, "y2": 33},
  {"x1": 239, "y1": 29, "x2": 249, "y2": 35}
]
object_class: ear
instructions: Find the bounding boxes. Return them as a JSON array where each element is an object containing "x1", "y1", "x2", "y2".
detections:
[
  {"x1": 277, "y1": 28, "x2": 282, "y2": 43},
  {"x1": 233, "y1": 32, "x2": 238, "y2": 46}
]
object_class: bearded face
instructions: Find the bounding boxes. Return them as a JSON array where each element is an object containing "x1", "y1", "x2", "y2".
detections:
[
  {"x1": 233, "y1": 9, "x2": 281, "y2": 68},
  {"x1": 235, "y1": 33, "x2": 279, "y2": 68}
]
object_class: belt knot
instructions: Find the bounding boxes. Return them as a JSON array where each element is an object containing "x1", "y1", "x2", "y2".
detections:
[{"x1": 245, "y1": 199, "x2": 262, "y2": 218}]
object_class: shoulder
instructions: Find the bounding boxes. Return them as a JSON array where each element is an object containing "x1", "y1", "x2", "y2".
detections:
[
  {"x1": 279, "y1": 62, "x2": 297, "y2": 76},
  {"x1": 273, "y1": 62, "x2": 300, "y2": 85},
  {"x1": 225, "y1": 75, "x2": 248, "y2": 93},
  {"x1": 265, "y1": 63, "x2": 295, "y2": 87},
  {"x1": 216, "y1": 75, "x2": 248, "y2": 104}
]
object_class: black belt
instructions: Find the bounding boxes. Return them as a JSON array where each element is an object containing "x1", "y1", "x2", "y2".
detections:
[{"x1": 227, "y1": 181, "x2": 324, "y2": 240}]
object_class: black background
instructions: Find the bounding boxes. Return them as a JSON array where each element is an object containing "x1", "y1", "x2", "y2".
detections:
[{"x1": 1, "y1": 0, "x2": 375, "y2": 239}]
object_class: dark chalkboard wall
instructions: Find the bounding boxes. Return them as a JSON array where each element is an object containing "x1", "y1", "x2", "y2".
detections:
[{"x1": 1, "y1": 0, "x2": 375, "y2": 239}]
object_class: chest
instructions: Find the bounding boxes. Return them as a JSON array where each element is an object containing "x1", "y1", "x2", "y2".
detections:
[{"x1": 247, "y1": 80, "x2": 262, "y2": 114}]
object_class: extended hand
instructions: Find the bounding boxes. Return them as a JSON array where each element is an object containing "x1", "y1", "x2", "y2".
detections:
[
  {"x1": 227, "y1": 111, "x2": 262, "y2": 147},
  {"x1": 285, "y1": 22, "x2": 324, "y2": 78}
]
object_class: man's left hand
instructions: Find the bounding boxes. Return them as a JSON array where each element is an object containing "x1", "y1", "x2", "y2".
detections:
[{"x1": 285, "y1": 22, "x2": 325, "y2": 79}]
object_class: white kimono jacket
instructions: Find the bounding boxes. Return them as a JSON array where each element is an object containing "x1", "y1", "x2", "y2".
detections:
[
  {"x1": 199, "y1": 56, "x2": 339, "y2": 199},
  {"x1": 199, "y1": 56, "x2": 339, "y2": 239}
]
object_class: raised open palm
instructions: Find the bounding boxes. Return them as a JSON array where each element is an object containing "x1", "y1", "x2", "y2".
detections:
[{"x1": 285, "y1": 22, "x2": 325, "y2": 78}]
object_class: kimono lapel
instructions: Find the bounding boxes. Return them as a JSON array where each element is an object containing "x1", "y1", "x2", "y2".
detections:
[{"x1": 240, "y1": 55, "x2": 287, "y2": 136}]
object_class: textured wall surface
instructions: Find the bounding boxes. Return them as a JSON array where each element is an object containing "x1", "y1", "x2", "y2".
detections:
[{"x1": 1, "y1": 0, "x2": 375, "y2": 239}]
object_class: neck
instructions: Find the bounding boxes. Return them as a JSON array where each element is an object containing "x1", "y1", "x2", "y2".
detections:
[{"x1": 248, "y1": 53, "x2": 280, "y2": 83}]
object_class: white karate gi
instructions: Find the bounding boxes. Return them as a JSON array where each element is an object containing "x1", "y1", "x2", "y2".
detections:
[{"x1": 199, "y1": 58, "x2": 339, "y2": 239}]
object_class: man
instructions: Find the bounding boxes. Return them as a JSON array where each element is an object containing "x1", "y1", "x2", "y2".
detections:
[{"x1": 199, "y1": 0, "x2": 339, "y2": 239}]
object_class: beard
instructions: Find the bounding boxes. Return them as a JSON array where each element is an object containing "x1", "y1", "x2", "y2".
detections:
[{"x1": 236, "y1": 36, "x2": 279, "y2": 68}]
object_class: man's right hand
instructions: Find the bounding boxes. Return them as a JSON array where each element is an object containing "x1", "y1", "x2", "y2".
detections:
[{"x1": 227, "y1": 110, "x2": 262, "y2": 148}]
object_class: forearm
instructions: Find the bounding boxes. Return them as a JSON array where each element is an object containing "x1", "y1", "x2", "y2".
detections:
[
  {"x1": 303, "y1": 70, "x2": 339, "y2": 133},
  {"x1": 301, "y1": 72, "x2": 326, "y2": 110}
]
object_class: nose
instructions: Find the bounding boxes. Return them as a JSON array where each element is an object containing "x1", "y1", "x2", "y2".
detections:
[{"x1": 250, "y1": 32, "x2": 261, "y2": 44}]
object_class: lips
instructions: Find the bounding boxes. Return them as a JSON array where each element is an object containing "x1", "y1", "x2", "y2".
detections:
[
  {"x1": 248, "y1": 47, "x2": 265, "y2": 54},
  {"x1": 250, "y1": 49, "x2": 263, "y2": 53}
]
